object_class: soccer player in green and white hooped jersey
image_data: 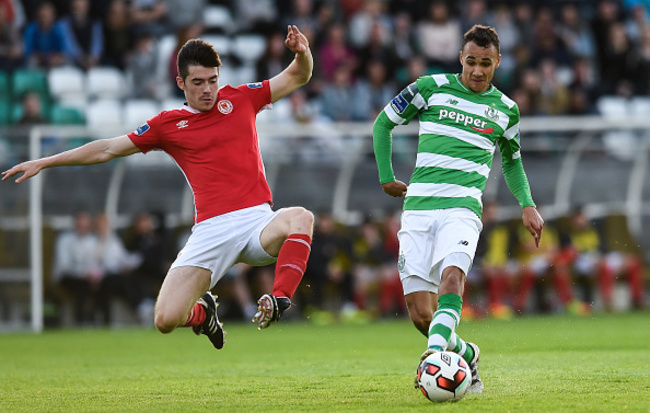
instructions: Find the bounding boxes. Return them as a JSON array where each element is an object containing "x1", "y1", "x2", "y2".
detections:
[{"x1": 373, "y1": 25, "x2": 545, "y2": 393}]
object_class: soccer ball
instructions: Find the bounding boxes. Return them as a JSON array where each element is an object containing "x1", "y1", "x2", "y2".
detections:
[{"x1": 416, "y1": 351, "x2": 472, "y2": 402}]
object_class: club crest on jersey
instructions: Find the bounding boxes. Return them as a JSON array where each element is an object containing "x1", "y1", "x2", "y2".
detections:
[
  {"x1": 176, "y1": 120, "x2": 189, "y2": 129},
  {"x1": 217, "y1": 100, "x2": 233, "y2": 114},
  {"x1": 247, "y1": 82, "x2": 263, "y2": 89},
  {"x1": 134, "y1": 123, "x2": 150, "y2": 135},
  {"x1": 485, "y1": 106, "x2": 499, "y2": 121}
]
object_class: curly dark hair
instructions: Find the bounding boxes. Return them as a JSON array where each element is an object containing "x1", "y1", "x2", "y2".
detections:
[{"x1": 462, "y1": 25, "x2": 500, "y2": 54}]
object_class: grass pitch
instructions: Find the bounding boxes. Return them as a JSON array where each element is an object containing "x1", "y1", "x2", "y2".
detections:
[{"x1": 0, "y1": 312, "x2": 648, "y2": 412}]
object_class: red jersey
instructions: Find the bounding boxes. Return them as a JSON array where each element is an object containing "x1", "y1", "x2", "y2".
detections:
[{"x1": 127, "y1": 80, "x2": 273, "y2": 223}]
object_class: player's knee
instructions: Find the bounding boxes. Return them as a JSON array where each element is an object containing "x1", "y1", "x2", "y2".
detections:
[
  {"x1": 289, "y1": 207, "x2": 314, "y2": 231},
  {"x1": 154, "y1": 309, "x2": 180, "y2": 334}
]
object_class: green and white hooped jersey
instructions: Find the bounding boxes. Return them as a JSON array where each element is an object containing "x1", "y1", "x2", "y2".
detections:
[{"x1": 382, "y1": 73, "x2": 521, "y2": 217}]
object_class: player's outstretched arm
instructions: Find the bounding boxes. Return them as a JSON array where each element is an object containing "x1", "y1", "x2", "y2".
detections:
[
  {"x1": 269, "y1": 25, "x2": 313, "y2": 103},
  {"x1": 522, "y1": 206, "x2": 544, "y2": 248},
  {"x1": 1, "y1": 135, "x2": 140, "y2": 183}
]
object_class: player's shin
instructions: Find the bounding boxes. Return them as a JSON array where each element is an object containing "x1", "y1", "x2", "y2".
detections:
[{"x1": 272, "y1": 233, "x2": 312, "y2": 298}]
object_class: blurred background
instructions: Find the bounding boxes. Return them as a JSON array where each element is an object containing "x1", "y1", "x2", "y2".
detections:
[{"x1": 0, "y1": 0, "x2": 648, "y2": 331}]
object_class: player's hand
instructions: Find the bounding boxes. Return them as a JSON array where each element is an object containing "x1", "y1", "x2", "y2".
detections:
[
  {"x1": 382, "y1": 181, "x2": 408, "y2": 197},
  {"x1": 285, "y1": 25, "x2": 309, "y2": 54},
  {"x1": 1, "y1": 160, "x2": 43, "y2": 183},
  {"x1": 522, "y1": 206, "x2": 544, "y2": 248}
]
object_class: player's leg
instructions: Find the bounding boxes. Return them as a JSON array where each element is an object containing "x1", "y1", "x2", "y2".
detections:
[
  {"x1": 154, "y1": 265, "x2": 211, "y2": 333},
  {"x1": 254, "y1": 206, "x2": 314, "y2": 328}
]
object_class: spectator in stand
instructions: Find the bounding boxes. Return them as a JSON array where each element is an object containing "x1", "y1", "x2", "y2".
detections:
[
  {"x1": 126, "y1": 31, "x2": 159, "y2": 99},
  {"x1": 556, "y1": 206, "x2": 646, "y2": 312},
  {"x1": 256, "y1": 31, "x2": 293, "y2": 82},
  {"x1": 301, "y1": 212, "x2": 354, "y2": 315},
  {"x1": 165, "y1": 0, "x2": 205, "y2": 33},
  {"x1": 600, "y1": 22, "x2": 637, "y2": 97},
  {"x1": 387, "y1": 0, "x2": 429, "y2": 24},
  {"x1": 356, "y1": 20, "x2": 398, "y2": 82},
  {"x1": 123, "y1": 212, "x2": 170, "y2": 303},
  {"x1": 395, "y1": 54, "x2": 426, "y2": 91},
  {"x1": 473, "y1": 199, "x2": 515, "y2": 319},
  {"x1": 591, "y1": 0, "x2": 624, "y2": 82},
  {"x1": 318, "y1": 23, "x2": 356, "y2": 83},
  {"x1": 538, "y1": 58, "x2": 570, "y2": 116},
  {"x1": 512, "y1": 214, "x2": 573, "y2": 315},
  {"x1": 512, "y1": 1, "x2": 534, "y2": 49},
  {"x1": 0, "y1": 0, "x2": 25, "y2": 30},
  {"x1": 417, "y1": 0, "x2": 462, "y2": 72},
  {"x1": 351, "y1": 217, "x2": 386, "y2": 317},
  {"x1": 347, "y1": 0, "x2": 391, "y2": 51},
  {"x1": 0, "y1": 3, "x2": 22, "y2": 72},
  {"x1": 557, "y1": 2, "x2": 596, "y2": 61},
  {"x1": 352, "y1": 58, "x2": 395, "y2": 121},
  {"x1": 168, "y1": 24, "x2": 203, "y2": 97},
  {"x1": 52, "y1": 211, "x2": 99, "y2": 325},
  {"x1": 281, "y1": 0, "x2": 318, "y2": 37},
  {"x1": 92, "y1": 213, "x2": 142, "y2": 325},
  {"x1": 100, "y1": 0, "x2": 132, "y2": 70},
  {"x1": 233, "y1": 0, "x2": 277, "y2": 35},
  {"x1": 22, "y1": 1, "x2": 69, "y2": 69},
  {"x1": 377, "y1": 211, "x2": 406, "y2": 318},
  {"x1": 17, "y1": 92, "x2": 47, "y2": 125},
  {"x1": 129, "y1": 0, "x2": 167, "y2": 37},
  {"x1": 568, "y1": 57, "x2": 599, "y2": 110},
  {"x1": 490, "y1": 4, "x2": 518, "y2": 93},
  {"x1": 459, "y1": 0, "x2": 489, "y2": 34},
  {"x1": 318, "y1": 64, "x2": 355, "y2": 121},
  {"x1": 390, "y1": 12, "x2": 419, "y2": 70},
  {"x1": 59, "y1": 0, "x2": 103, "y2": 71},
  {"x1": 632, "y1": 25, "x2": 650, "y2": 94},
  {"x1": 530, "y1": 7, "x2": 572, "y2": 68}
]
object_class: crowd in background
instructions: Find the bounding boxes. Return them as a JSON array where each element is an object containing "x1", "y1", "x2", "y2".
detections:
[
  {"x1": 3, "y1": 0, "x2": 650, "y2": 125},
  {"x1": 1, "y1": 0, "x2": 649, "y2": 326},
  {"x1": 47, "y1": 204, "x2": 646, "y2": 328}
]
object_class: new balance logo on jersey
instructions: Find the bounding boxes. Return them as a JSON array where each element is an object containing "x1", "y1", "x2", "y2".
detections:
[
  {"x1": 458, "y1": 240, "x2": 469, "y2": 246},
  {"x1": 446, "y1": 98, "x2": 459, "y2": 105},
  {"x1": 439, "y1": 109, "x2": 491, "y2": 133},
  {"x1": 176, "y1": 120, "x2": 189, "y2": 129}
]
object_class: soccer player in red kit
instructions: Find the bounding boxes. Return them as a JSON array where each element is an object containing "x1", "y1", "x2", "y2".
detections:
[{"x1": 2, "y1": 25, "x2": 314, "y2": 350}]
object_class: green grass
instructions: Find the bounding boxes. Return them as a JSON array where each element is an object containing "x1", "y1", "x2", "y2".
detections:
[{"x1": 0, "y1": 313, "x2": 648, "y2": 412}]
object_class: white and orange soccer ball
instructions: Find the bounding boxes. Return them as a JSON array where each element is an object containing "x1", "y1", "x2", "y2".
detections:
[{"x1": 416, "y1": 351, "x2": 472, "y2": 402}]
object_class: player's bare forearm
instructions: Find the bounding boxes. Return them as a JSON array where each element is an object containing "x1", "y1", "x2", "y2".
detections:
[
  {"x1": 1, "y1": 135, "x2": 139, "y2": 183},
  {"x1": 522, "y1": 206, "x2": 544, "y2": 248},
  {"x1": 269, "y1": 25, "x2": 313, "y2": 102}
]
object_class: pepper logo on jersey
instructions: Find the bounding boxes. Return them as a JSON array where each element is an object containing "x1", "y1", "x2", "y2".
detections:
[
  {"x1": 439, "y1": 108, "x2": 493, "y2": 134},
  {"x1": 134, "y1": 123, "x2": 150, "y2": 135},
  {"x1": 217, "y1": 100, "x2": 233, "y2": 114},
  {"x1": 176, "y1": 120, "x2": 189, "y2": 129}
]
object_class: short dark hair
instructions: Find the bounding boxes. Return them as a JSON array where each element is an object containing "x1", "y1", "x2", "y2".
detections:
[
  {"x1": 462, "y1": 25, "x2": 500, "y2": 54},
  {"x1": 176, "y1": 39, "x2": 222, "y2": 80}
]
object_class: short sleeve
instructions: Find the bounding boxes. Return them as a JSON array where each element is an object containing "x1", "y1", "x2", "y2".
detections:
[
  {"x1": 236, "y1": 80, "x2": 272, "y2": 113},
  {"x1": 127, "y1": 112, "x2": 163, "y2": 153}
]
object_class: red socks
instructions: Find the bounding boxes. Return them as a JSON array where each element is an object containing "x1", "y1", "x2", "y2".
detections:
[
  {"x1": 183, "y1": 302, "x2": 206, "y2": 327},
  {"x1": 272, "y1": 233, "x2": 312, "y2": 298}
]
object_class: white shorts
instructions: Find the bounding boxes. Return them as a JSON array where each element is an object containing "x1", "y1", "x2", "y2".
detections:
[
  {"x1": 170, "y1": 203, "x2": 280, "y2": 288},
  {"x1": 398, "y1": 208, "x2": 482, "y2": 295}
]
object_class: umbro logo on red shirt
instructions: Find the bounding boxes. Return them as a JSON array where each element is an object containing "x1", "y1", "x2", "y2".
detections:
[{"x1": 176, "y1": 120, "x2": 189, "y2": 129}]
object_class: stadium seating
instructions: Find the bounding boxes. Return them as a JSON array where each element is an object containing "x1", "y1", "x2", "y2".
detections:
[
  {"x1": 86, "y1": 99, "x2": 123, "y2": 129},
  {"x1": 50, "y1": 104, "x2": 86, "y2": 125},
  {"x1": 160, "y1": 97, "x2": 185, "y2": 111},
  {"x1": 123, "y1": 99, "x2": 160, "y2": 129},
  {"x1": 0, "y1": 100, "x2": 10, "y2": 125},
  {"x1": 48, "y1": 66, "x2": 86, "y2": 102},
  {"x1": 12, "y1": 69, "x2": 49, "y2": 101},
  {"x1": 86, "y1": 67, "x2": 127, "y2": 100},
  {"x1": 202, "y1": 34, "x2": 231, "y2": 57},
  {"x1": 231, "y1": 34, "x2": 267, "y2": 65},
  {"x1": 596, "y1": 96, "x2": 628, "y2": 118},
  {"x1": 203, "y1": 5, "x2": 234, "y2": 34}
]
